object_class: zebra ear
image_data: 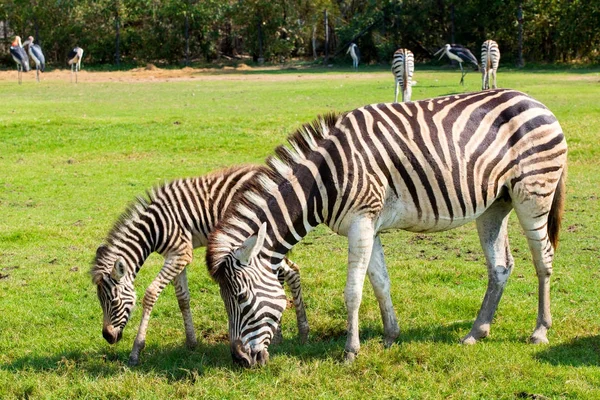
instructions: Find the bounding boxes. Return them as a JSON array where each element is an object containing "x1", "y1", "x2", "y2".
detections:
[
  {"x1": 111, "y1": 257, "x2": 126, "y2": 281},
  {"x1": 235, "y1": 223, "x2": 267, "y2": 264}
]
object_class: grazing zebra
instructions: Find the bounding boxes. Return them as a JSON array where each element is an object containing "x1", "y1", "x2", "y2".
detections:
[
  {"x1": 91, "y1": 165, "x2": 309, "y2": 366},
  {"x1": 481, "y1": 40, "x2": 500, "y2": 90},
  {"x1": 391, "y1": 48, "x2": 414, "y2": 102},
  {"x1": 347, "y1": 43, "x2": 360, "y2": 71},
  {"x1": 206, "y1": 89, "x2": 567, "y2": 367},
  {"x1": 68, "y1": 46, "x2": 84, "y2": 83}
]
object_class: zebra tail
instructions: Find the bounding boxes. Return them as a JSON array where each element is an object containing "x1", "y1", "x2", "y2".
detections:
[{"x1": 548, "y1": 167, "x2": 566, "y2": 250}]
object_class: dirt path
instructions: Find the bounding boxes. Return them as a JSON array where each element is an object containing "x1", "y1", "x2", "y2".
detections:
[{"x1": 0, "y1": 64, "x2": 386, "y2": 83}]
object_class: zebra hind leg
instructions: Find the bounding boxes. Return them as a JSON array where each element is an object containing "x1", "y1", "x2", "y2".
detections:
[
  {"x1": 173, "y1": 268, "x2": 198, "y2": 350},
  {"x1": 461, "y1": 195, "x2": 513, "y2": 345},
  {"x1": 366, "y1": 236, "x2": 400, "y2": 348}
]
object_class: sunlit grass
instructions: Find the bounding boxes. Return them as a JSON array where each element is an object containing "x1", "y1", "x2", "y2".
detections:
[{"x1": 1, "y1": 67, "x2": 599, "y2": 399}]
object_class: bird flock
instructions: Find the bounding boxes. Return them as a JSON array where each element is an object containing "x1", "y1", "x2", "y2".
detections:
[{"x1": 9, "y1": 35, "x2": 83, "y2": 84}]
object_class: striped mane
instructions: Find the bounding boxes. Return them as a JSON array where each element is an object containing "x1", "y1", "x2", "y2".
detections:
[{"x1": 207, "y1": 112, "x2": 342, "y2": 281}]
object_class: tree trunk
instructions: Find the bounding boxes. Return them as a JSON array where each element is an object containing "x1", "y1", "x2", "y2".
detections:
[
  {"x1": 517, "y1": 2, "x2": 524, "y2": 67},
  {"x1": 323, "y1": 9, "x2": 329, "y2": 65},
  {"x1": 257, "y1": 19, "x2": 264, "y2": 64},
  {"x1": 312, "y1": 24, "x2": 317, "y2": 61},
  {"x1": 450, "y1": 3, "x2": 455, "y2": 43},
  {"x1": 115, "y1": 7, "x2": 121, "y2": 66},
  {"x1": 185, "y1": 11, "x2": 190, "y2": 66}
]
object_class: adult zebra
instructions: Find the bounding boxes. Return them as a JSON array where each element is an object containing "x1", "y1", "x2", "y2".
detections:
[
  {"x1": 206, "y1": 89, "x2": 567, "y2": 367},
  {"x1": 91, "y1": 165, "x2": 309, "y2": 366},
  {"x1": 391, "y1": 48, "x2": 414, "y2": 102},
  {"x1": 481, "y1": 40, "x2": 500, "y2": 90}
]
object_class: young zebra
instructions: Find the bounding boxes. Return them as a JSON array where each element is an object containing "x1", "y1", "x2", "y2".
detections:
[
  {"x1": 206, "y1": 89, "x2": 567, "y2": 367},
  {"x1": 91, "y1": 165, "x2": 309, "y2": 366},
  {"x1": 481, "y1": 40, "x2": 500, "y2": 90},
  {"x1": 391, "y1": 48, "x2": 414, "y2": 102}
]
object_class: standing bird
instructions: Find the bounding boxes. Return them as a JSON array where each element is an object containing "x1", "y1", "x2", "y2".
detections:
[
  {"x1": 391, "y1": 48, "x2": 414, "y2": 102},
  {"x1": 67, "y1": 47, "x2": 84, "y2": 83},
  {"x1": 23, "y1": 36, "x2": 45, "y2": 82},
  {"x1": 347, "y1": 43, "x2": 360, "y2": 71},
  {"x1": 9, "y1": 36, "x2": 30, "y2": 84},
  {"x1": 434, "y1": 43, "x2": 479, "y2": 85},
  {"x1": 481, "y1": 40, "x2": 500, "y2": 90}
]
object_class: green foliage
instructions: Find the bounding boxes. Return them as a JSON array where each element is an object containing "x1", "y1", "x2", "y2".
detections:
[
  {"x1": 2, "y1": 0, "x2": 599, "y2": 67},
  {"x1": 0, "y1": 68, "x2": 600, "y2": 398}
]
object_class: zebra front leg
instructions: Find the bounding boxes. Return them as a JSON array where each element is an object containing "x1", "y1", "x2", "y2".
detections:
[
  {"x1": 173, "y1": 268, "x2": 198, "y2": 350},
  {"x1": 367, "y1": 235, "x2": 399, "y2": 348},
  {"x1": 128, "y1": 256, "x2": 190, "y2": 366},
  {"x1": 462, "y1": 197, "x2": 513, "y2": 344},
  {"x1": 281, "y1": 258, "x2": 309, "y2": 343},
  {"x1": 344, "y1": 218, "x2": 375, "y2": 362}
]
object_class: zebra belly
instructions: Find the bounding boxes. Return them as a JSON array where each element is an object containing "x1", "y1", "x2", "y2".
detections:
[{"x1": 374, "y1": 194, "x2": 486, "y2": 234}]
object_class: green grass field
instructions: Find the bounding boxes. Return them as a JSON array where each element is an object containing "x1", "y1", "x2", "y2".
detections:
[{"x1": 1, "y1": 66, "x2": 599, "y2": 399}]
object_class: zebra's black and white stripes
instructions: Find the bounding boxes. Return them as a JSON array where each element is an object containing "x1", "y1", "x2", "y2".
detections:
[
  {"x1": 481, "y1": 40, "x2": 500, "y2": 89},
  {"x1": 207, "y1": 89, "x2": 567, "y2": 367},
  {"x1": 91, "y1": 165, "x2": 309, "y2": 366},
  {"x1": 391, "y1": 48, "x2": 414, "y2": 102}
]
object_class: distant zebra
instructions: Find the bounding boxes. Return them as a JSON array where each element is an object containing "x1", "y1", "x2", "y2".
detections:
[
  {"x1": 481, "y1": 40, "x2": 500, "y2": 90},
  {"x1": 391, "y1": 48, "x2": 414, "y2": 102},
  {"x1": 347, "y1": 43, "x2": 360, "y2": 71},
  {"x1": 91, "y1": 165, "x2": 309, "y2": 366},
  {"x1": 207, "y1": 89, "x2": 567, "y2": 367}
]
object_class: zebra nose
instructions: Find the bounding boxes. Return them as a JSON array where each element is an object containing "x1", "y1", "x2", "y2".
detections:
[
  {"x1": 231, "y1": 339, "x2": 253, "y2": 368},
  {"x1": 102, "y1": 325, "x2": 122, "y2": 344},
  {"x1": 254, "y1": 348, "x2": 269, "y2": 367}
]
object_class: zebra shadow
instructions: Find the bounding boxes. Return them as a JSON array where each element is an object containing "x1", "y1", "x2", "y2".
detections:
[
  {"x1": 1, "y1": 342, "x2": 233, "y2": 381},
  {"x1": 271, "y1": 319, "x2": 474, "y2": 361},
  {"x1": 533, "y1": 335, "x2": 600, "y2": 367}
]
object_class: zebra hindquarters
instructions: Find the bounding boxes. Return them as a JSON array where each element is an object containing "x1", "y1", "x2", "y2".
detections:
[{"x1": 511, "y1": 157, "x2": 566, "y2": 345}]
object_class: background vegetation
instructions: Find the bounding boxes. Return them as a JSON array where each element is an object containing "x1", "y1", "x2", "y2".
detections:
[
  {"x1": 0, "y1": 66, "x2": 599, "y2": 398},
  {"x1": 1, "y1": 0, "x2": 599, "y2": 68}
]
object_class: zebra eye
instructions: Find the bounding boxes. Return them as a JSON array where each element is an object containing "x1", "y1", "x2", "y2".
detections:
[{"x1": 237, "y1": 291, "x2": 249, "y2": 303}]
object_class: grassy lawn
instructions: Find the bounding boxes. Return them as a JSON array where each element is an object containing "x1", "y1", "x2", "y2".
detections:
[{"x1": 1, "y1": 66, "x2": 599, "y2": 399}]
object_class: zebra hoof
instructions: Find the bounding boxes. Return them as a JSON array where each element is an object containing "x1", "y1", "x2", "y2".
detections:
[
  {"x1": 127, "y1": 355, "x2": 139, "y2": 367},
  {"x1": 529, "y1": 334, "x2": 549, "y2": 345},
  {"x1": 343, "y1": 350, "x2": 357, "y2": 364}
]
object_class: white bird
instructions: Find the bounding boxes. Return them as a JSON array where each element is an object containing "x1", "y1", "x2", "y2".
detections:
[
  {"x1": 23, "y1": 36, "x2": 45, "y2": 82},
  {"x1": 10, "y1": 36, "x2": 30, "y2": 85},
  {"x1": 347, "y1": 43, "x2": 360, "y2": 71},
  {"x1": 434, "y1": 43, "x2": 479, "y2": 85},
  {"x1": 68, "y1": 47, "x2": 84, "y2": 83}
]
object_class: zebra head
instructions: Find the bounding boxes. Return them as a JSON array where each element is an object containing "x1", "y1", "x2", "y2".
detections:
[
  {"x1": 209, "y1": 223, "x2": 287, "y2": 368},
  {"x1": 92, "y1": 244, "x2": 137, "y2": 345}
]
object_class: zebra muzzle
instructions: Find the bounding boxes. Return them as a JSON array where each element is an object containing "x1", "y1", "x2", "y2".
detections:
[
  {"x1": 102, "y1": 325, "x2": 123, "y2": 344},
  {"x1": 231, "y1": 340, "x2": 269, "y2": 368}
]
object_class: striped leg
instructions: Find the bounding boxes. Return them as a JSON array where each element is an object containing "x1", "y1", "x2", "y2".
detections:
[
  {"x1": 462, "y1": 197, "x2": 513, "y2": 344},
  {"x1": 128, "y1": 251, "x2": 192, "y2": 366},
  {"x1": 173, "y1": 268, "x2": 198, "y2": 350},
  {"x1": 280, "y1": 259, "x2": 310, "y2": 343},
  {"x1": 367, "y1": 236, "x2": 400, "y2": 347},
  {"x1": 344, "y1": 218, "x2": 375, "y2": 362},
  {"x1": 394, "y1": 80, "x2": 400, "y2": 103}
]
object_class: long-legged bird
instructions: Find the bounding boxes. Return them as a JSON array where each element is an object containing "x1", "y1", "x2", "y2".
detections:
[
  {"x1": 23, "y1": 36, "x2": 45, "y2": 82},
  {"x1": 347, "y1": 43, "x2": 360, "y2": 71},
  {"x1": 68, "y1": 47, "x2": 84, "y2": 83},
  {"x1": 434, "y1": 44, "x2": 479, "y2": 85},
  {"x1": 10, "y1": 36, "x2": 30, "y2": 84}
]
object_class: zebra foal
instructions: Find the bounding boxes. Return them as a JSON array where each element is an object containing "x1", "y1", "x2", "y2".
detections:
[
  {"x1": 481, "y1": 40, "x2": 500, "y2": 90},
  {"x1": 206, "y1": 89, "x2": 567, "y2": 367},
  {"x1": 391, "y1": 48, "x2": 414, "y2": 102},
  {"x1": 91, "y1": 165, "x2": 309, "y2": 366}
]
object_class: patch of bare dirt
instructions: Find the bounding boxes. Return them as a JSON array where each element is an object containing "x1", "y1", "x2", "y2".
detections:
[{"x1": 0, "y1": 66, "x2": 385, "y2": 83}]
